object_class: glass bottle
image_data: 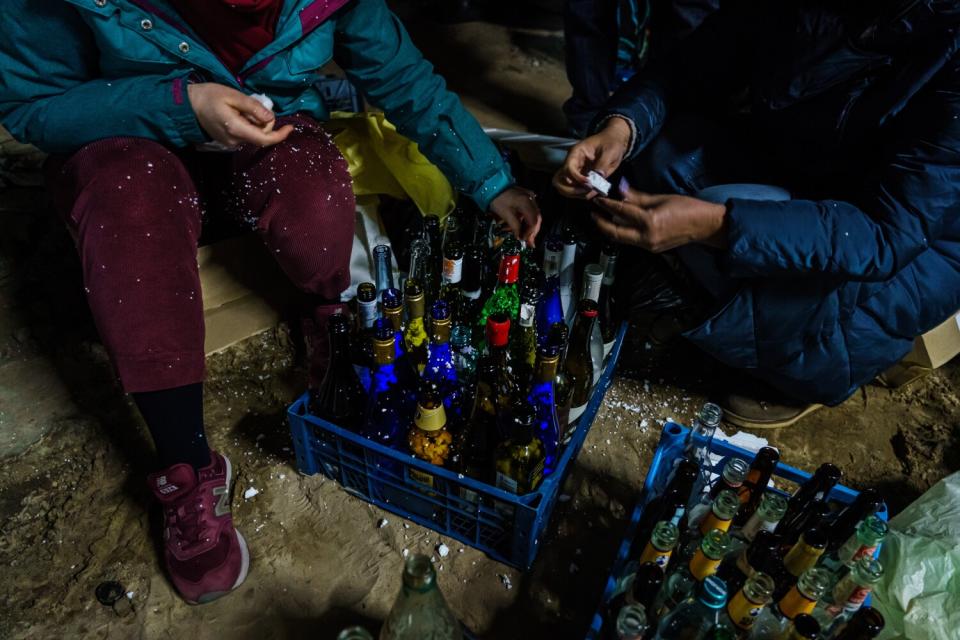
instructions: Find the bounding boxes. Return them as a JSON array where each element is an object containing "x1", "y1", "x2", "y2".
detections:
[
  {"x1": 450, "y1": 361, "x2": 499, "y2": 485},
  {"x1": 549, "y1": 322, "x2": 573, "y2": 440},
  {"x1": 734, "y1": 448, "x2": 781, "y2": 527},
  {"x1": 380, "y1": 554, "x2": 462, "y2": 640},
  {"x1": 674, "y1": 489, "x2": 740, "y2": 571},
  {"x1": 821, "y1": 515, "x2": 888, "y2": 575},
  {"x1": 565, "y1": 298, "x2": 599, "y2": 424},
  {"x1": 511, "y1": 280, "x2": 541, "y2": 391},
  {"x1": 538, "y1": 236, "x2": 565, "y2": 343},
  {"x1": 381, "y1": 289, "x2": 419, "y2": 409},
  {"x1": 338, "y1": 627, "x2": 374, "y2": 640},
  {"x1": 374, "y1": 244, "x2": 395, "y2": 302},
  {"x1": 493, "y1": 404, "x2": 545, "y2": 495},
  {"x1": 559, "y1": 226, "x2": 578, "y2": 324},
  {"x1": 309, "y1": 314, "x2": 368, "y2": 430},
  {"x1": 716, "y1": 529, "x2": 781, "y2": 601},
  {"x1": 403, "y1": 280, "x2": 429, "y2": 374},
  {"x1": 423, "y1": 300, "x2": 463, "y2": 425},
  {"x1": 654, "y1": 529, "x2": 731, "y2": 615},
  {"x1": 478, "y1": 251, "x2": 521, "y2": 338},
  {"x1": 482, "y1": 313, "x2": 515, "y2": 419},
  {"x1": 774, "y1": 614, "x2": 820, "y2": 640},
  {"x1": 362, "y1": 330, "x2": 408, "y2": 449},
  {"x1": 450, "y1": 324, "x2": 478, "y2": 388},
  {"x1": 737, "y1": 491, "x2": 788, "y2": 545},
  {"x1": 354, "y1": 282, "x2": 379, "y2": 388},
  {"x1": 442, "y1": 209, "x2": 465, "y2": 252},
  {"x1": 776, "y1": 464, "x2": 843, "y2": 541},
  {"x1": 528, "y1": 345, "x2": 562, "y2": 476},
  {"x1": 610, "y1": 603, "x2": 649, "y2": 640},
  {"x1": 774, "y1": 527, "x2": 829, "y2": 601},
  {"x1": 407, "y1": 390, "x2": 454, "y2": 488},
  {"x1": 638, "y1": 521, "x2": 681, "y2": 571},
  {"x1": 686, "y1": 403, "x2": 723, "y2": 507},
  {"x1": 710, "y1": 458, "x2": 750, "y2": 501},
  {"x1": 424, "y1": 214, "x2": 444, "y2": 304},
  {"x1": 608, "y1": 561, "x2": 666, "y2": 625},
  {"x1": 631, "y1": 460, "x2": 700, "y2": 559},
  {"x1": 752, "y1": 567, "x2": 832, "y2": 639},
  {"x1": 815, "y1": 556, "x2": 884, "y2": 628},
  {"x1": 653, "y1": 575, "x2": 731, "y2": 640},
  {"x1": 726, "y1": 572, "x2": 775, "y2": 633},
  {"x1": 598, "y1": 243, "x2": 619, "y2": 356},
  {"x1": 459, "y1": 246, "x2": 485, "y2": 333},
  {"x1": 408, "y1": 233, "x2": 431, "y2": 288},
  {"x1": 827, "y1": 607, "x2": 884, "y2": 640},
  {"x1": 440, "y1": 241, "x2": 464, "y2": 319},
  {"x1": 825, "y1": 489, "x2": 883, "y2": 554},
  {"x1": 581, "y1": 263, "x2": 606, "y2": 384}
]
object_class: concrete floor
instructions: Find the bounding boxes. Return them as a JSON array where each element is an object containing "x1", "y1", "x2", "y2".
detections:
[{"x1": 1, "y1": 4, "x2": 958, "y2": 639}]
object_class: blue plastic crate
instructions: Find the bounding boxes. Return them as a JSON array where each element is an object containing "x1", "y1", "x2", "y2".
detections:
[
  {"x1": 585, "y1": 422, "x2": 889, "y2": 639},
  {"x1": 288, "y1": 323, "x2": 629, "y2": 570}
]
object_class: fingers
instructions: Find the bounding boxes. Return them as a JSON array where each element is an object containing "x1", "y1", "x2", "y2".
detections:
[
  {"x1": 495, "y1": 206, "x2": 522, "y2": 240},
  {"x1": 224, "y1": 118, "x2": 294, "y2": 147},
  {"x1": 552, "y1": 170, "x2": 590, "y2": 198},
  {"x1": 616, "y1": 182, "x2": 663, "y2": 207},
  {"x1": 594, "y1": 194, "x2": 649, "y2": 223},
  {"x1": 230, "y1": 92, "x2": 276, "y2": 127},
  {"x1": 516, "y1": 193, "x2": 542, "y2": 247},
  {"x1": 591, "y1": 212, "x2": 647, "y2": 246}
]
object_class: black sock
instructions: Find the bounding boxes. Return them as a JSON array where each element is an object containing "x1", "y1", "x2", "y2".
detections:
[{"x1": 132, "y1": 383, "x2": 211, "y2": 472}]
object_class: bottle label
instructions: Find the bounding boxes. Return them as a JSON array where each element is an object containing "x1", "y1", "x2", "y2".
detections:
[
  {"x1": 544, "y1": 250, "x2": 561, "y2": 278},
  {"x1": 851, "y1": 544, "x2": 878, "y2": 563},
  {"x1": 689, "y1": 550, "x2": 722, "y2": 582},
  {"x1": 414, "y1": 404, "x2": 446, "y2": 431},
  {"x1": 825, "y1": 583, "x2": 873, "y2": 618},
  {"x1": 582, "y1": 278, "x2": 601, "y2": 303},
  {"x1": 442, "y1": 257, "x2": 463, "y2": 284},
  {"x1": 495, "y1": 471, "x2": 519, "y2": 494},
  {"x1": 409, "y1": 467, "x2": 435, "y2": 488},
  {"x1": 520, "y1": 303, "x2": 536, "y2": 328},
  {"x1": 740, "y1": 513, "x2": 777, "y2": 542},
  {"x1": 639, "y1": 542, "x2": 673, "y2": 569},
  {"x1": 778, "y1": 586, "x2": 817, "y2": 619},
  {"x1": 359, "y1": 298, "x2": 378, "y2": 329},
  {"x1": 528, "y1": 459, "x2": 544, "y2": 491},
  {"x1": 568, "y1": 402, "x2": 588, "y2": 425},
  {"x1": 727, "y1": 590, "x2": 766, "y2": 630},
  {"x1": 783, "y1": 541, "x2": 825, "y2": 577},
  {"x1": 559, "y1": 243, "x2": 576, "y2": 286},
  {"x1": 699, "y1": 511, "x2": 734, "y2": 536}
]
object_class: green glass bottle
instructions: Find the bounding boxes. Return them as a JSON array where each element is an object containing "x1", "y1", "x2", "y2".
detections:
[
  {"x1": 549, "y1": 322, "x2": 573, "y2": 440},
  {"x1": 483, "y1": 313, "x2": 515, "y2": 416},
  {"x1": 404, "y1": 279, "x2": 429, "y2": 374},
  {"x1": 737, "y1": 491, "x2": 789, "y2": 544},
  {"x1": 477, "y1": 251, "x2": 520, "y2": 339},
  {"x1": 450, "y1": 361, "x2": 498, "y2": 485},
  {"x1": 676, "y1": 489, "x2": 741, "y2": 568},
  {"x1": 511, "y1": 279, "x2": 541, "y2": 392},
  {"x1": 654, "y1": 575, "x2": 733, "y2": 640},
  {"x1": 493, "y1": 404, "x2": 545, "y2": 495},
  {"x1": 380, "y1": 554, "x2": 462, "y2": 640},
  {"x1": 610, "y1": 603, "x2": 648, "y2": 640},
  {"x1": 565, "y1": 298, "x2": 599, "y2": 425},
  {"x1": 815, "y1": 556, "x2": 884, "y2": 628},
  {"x1": 822, "y1": 515, "x2": 888, "y2": 574},
  {"x1": 637, "y1": 520, "x2": 681, "y2": 570},
  {"x1": 654, "y1": 528, "x2": 731, "y2": 616},
  {"x1": 753, "y1": 567, "x2": 832, "y2": 639},
  {"x1": 338, "y1": 626, "x2": 374, "y2": 640}
]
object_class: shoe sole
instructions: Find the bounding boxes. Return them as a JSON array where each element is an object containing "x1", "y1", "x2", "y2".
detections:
[
  {"x1": 723, "y1": 403, "x2": 824, "y2": 430},
  {"x1": 188, "y1": 455, "x2": 251, "y2": 605}
]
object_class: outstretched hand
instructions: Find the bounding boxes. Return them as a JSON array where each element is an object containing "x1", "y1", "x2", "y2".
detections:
[
  {"x1": 592, "y1": 183, "x2": 728, "y2": 253},
  {"x1": 489, "y1": 186, "x2": 543, "y2": 247},
  {"x1": 553, "y1": 117, "x2": 631, "y2": 199}
]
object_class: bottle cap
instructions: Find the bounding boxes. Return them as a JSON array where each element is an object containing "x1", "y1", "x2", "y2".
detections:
[
  {"x1": 382, "y1": 287, "x2": 402, "y2": 310},
  {"x1": 577, "y1": 298, "x2": 599, "y2": 318},
  {"x1": 431, "y1": 299, "x2": 451, "y2": 321},
  {"x1": 486, "y1": 314, "x2": 511, "y2": 347},
  {"x1": 414, "y1": 400, "x2": 446, "y2": 432},
  {"x1": 699, "y1": 576, "x2": 728, "y2": 609},
  {"x1": 328, "y1": 313, "x2": 351, "y2": 335},
  {"x1": 373, "y1": 336, "x2": 396, "y2": 363},
  {"x1": 373, "y1": 318, "x2": 394, "y2": 341},
  {"x1": 498, "y1": 253, "x2": 521, "y2": 284}
]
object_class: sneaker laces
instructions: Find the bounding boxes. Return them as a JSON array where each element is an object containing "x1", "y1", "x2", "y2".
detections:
[{"x1": 166, "y1": 495, "x2": 211, "y2": 551}]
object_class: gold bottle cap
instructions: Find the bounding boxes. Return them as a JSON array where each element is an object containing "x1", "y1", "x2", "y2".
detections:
[
  {"x1": 414, "y1": 402, "x2": 446, "y2": 431},
  {"x1": 373, "y1": 337, "x2": 396, "y2": 363}
]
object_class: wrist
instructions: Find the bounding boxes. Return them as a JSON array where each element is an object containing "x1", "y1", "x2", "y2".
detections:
[
  {"x1": 701, "y1": 201, "x2": 729, "y2": 248},
  {"x1": 602, "y1": 117, "x2": 632, "y2": 153}
]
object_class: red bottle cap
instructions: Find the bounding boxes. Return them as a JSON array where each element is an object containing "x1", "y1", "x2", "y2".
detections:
[
  {"x1": 578, "y1": 299, "x2": 599, "y2": 319},
  {"x1": 486, "y1": 314, "x2": 511, "y2": 347},
  {"x1": 498, "y1": 253, "x2": 520, "y2": 284}
]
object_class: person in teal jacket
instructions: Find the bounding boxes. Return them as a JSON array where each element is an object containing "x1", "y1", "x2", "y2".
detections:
[{"x1": 0, "y1": 0, "x2": 542, "y2": 604}]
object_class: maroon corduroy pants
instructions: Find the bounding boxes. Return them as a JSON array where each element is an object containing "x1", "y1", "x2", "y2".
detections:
[{"x1": 47, "y1": 115, "x2": 355, "y2": 393}]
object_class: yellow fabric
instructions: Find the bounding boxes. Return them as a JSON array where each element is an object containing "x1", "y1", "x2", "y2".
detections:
[{"x1": 325, "y1": 111, "x2": 456, "y2": 219}]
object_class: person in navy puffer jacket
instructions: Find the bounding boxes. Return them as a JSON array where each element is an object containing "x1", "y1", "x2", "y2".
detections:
[{"x1": 556, "y1": 0, "x2": 960, "y2": 428}]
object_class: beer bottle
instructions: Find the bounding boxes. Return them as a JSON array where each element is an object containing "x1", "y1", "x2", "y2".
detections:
[
  {"x1": 380, "y1": 554, "x2": 462, "y2": 640},
  {"x1": 752, "y1": 567, "x2": 832, "y2": 639},
  {"x1": 815, "y1": 556, "x2": 883, "y2": 629},
  {"x1": 827, "y1": 607, "x2": 884, "y2": 640},
  {"x1": 733, "y1": 448, "x2": 780, "y2": 527},
  {"x1": 774, "y1": 527, "x2": 829, "y2": 601},
  {"x1": 407, "y1": 390, "x2": 454, "y2": 488},
  {"x1": 736, "y1": 492, "x2": 789, "y2": 545},
  {"x1": 654, "y1": 529, "x2": 731, "y2": 615},
  {"x1": 608, "y1": 561, "x2": 665, "y2": 624},
  {"x1": 654, "y1": 575, "x2": 732, "y2": 639},
  {"x1": 631, "y1": 460, "x2": 699, "y2": 558},
  {"x1": 776, "y1": 464, "x2": 842, "y2": 540},
  {"x1": 609, "y1": 603, "x2": 649, "y2": 640},
  {"x1": 638, "y1": 521, "x2": 681, "y2": 571},
  {"x1": 711, "y1": 458, "x2": 750, "y2": 501},
  {"x1": 821, "y1": 515, "x2": 887, "y2": 575},
  {"x1": 726, "y1": 572, "x2": 775, "y2": 633},
  {"x1": 309, "y1": 314, "x2": 368, "y2": 430},
  {"x1": 716, "y1": 530, "x2": 782, "y2": 604},
  {"x1": 675, "y1": 489, "x2": 740, "y2": 569},
  {"x1": 774, "y1": 614, "x2": 820, "y2": 640},
  {"x1": 825, "y1": 489, "x2": 883, "y2": 554}
]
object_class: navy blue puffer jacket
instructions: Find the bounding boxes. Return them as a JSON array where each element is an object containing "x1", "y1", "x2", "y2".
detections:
[{"x1": 600, "y1": 0, "x2": 960, "y2": 405}]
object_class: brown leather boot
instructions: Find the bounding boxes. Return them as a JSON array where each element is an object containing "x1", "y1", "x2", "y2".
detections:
[{"x1": 721, "y1": 393, "x2": 823, "y2": 430}]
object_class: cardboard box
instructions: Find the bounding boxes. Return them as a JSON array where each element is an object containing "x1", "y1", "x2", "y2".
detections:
[
  {"x1": 198, "y1": 235, "x2": 295, "y2": 355},
  {"x1": 903, "y1": 311, "x2": 960, "y2": 369}
]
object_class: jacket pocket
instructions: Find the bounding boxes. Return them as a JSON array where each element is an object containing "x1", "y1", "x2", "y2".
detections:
[{"x1": 285, "y1": 24, "x2": 334, "y2": 76}]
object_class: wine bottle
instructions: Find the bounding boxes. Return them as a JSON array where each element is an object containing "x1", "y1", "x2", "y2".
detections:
[
  {"x1": 309, "y1": 314, "x2": 368, "y2": 430},
  {"x1": 423, "y1": 300, "x2": 463, "y2": 425},
  {"x1": 565, "y1": 298, "x2": 599, "y2": 425},
  {"x1": 440, "y1": 241, "x2": 464, "y2": 319},
  {"x1": 582, "y1": 263, "x2": 605, "y2": 384},
  {"x1": 560, "y1": 226, "x2": 578, "y2": 324},
  {"x1": 528, "y1": 344, "x2": 562, "y2": 476},
  {"x1": 549, "y1": 322, "x2": 573, "y2": 438},
  {"x1": 380, "y1": 555, "x2": 462, "y2": 640},
  {"x1": 478, "y1": 251, "x2": 521, "y2": 338},
  {"x1": 775, "y1": 464, "x2": 843, "y2": 541},
  {"x1": 482, "y1": 313, "x2": 516, "y2": 421},
  {"x1": 459, "y1": 246, "x2": 485, "y2": 335},
  {"x1": 424, "y1": 214, "x2": 444, "y2": 305},
  {"x1": 451, "y1": 360, "x2": 498, "y2": 484},
  {"x1": 373, "y1": 244, "x2": 395, "y2": 302},
  {"x1": 407, "y1": 389, "x2": 454, "y2": 488},
  {"x1": 598, "y1": 243, "x2": 619, "y2": 356},
  {"x1": 403, "y1": 279, "x2": 429, "y2": 374},
  {"x1": 539, "y1": 236, "x2": 565, "y2": 343},
  {"x1": 493, "y1": 403, "x2": 545, "y2": 495},
  {"x1": 511, "y1": 279, "x2": 541, "y2": 391},
  {"x1": 362, "y1": 329, "x2": 408, "y2": 449},
  {"x1": 380, "y1": 289, "x2": 419, "y2": 409},
  {"x1": 353, "y1": 282, "x2": 378, "y2": 389}
]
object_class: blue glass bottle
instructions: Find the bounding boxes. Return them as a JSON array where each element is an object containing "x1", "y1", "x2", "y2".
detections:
[
  {"x1": 362, "y1": 328, "x2": 407, "y2": 449},
  {"x1": 538, "y1": 236, "x2": 565, "y2": 344},
  {"x1": 528, "y1": 344, "x2": 562, "y2": 476},
  {"x1": 423, "y1": 300, "x2": 464, "y2": 425}
]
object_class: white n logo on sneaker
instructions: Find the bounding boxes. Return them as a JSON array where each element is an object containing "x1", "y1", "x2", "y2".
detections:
[{"x1": 213, "y1": 485, "x2": 230, "y2": 517}]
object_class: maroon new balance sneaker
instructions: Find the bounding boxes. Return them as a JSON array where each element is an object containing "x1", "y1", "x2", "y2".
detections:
[{"x1": 148, "y1": 451, "x2": 250, "y2": 604}]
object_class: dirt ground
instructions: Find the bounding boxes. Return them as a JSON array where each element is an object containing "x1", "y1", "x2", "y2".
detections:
[{"x1": 2, "y1": 4, "x2": 959, "y2": 640}]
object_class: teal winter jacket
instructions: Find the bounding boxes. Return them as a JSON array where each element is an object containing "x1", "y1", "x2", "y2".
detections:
[{"x1": 0, "y1": 0, "x2": 513, "y2": 210}]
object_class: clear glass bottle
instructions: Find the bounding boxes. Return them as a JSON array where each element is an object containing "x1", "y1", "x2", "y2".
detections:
[
  {"x1": 309, "y1": 314, "x2": 368, "y2": 430},
  {"x1": 374, "y1": 244, "x2": 395, "y2": 302},
  {"x1": 598, "y1": 243, "x2": 619, "y2": 356},
  {"x1": 380, "y1": 554, "x2": 462, "y2": 640},
  {"x1": 821, "y1": 515, "x2": 888, "y2": 574},
  {"x1": 710, "y1": 458, "x2": 750, "y2": 501},
  {"x1": 815, "y1": 556, "x2": 884, "y2": 629},
  {"x1": 408, "y1": 236, "x2": 431, "y2": 293},
  {"x1": 737, "y1": 491, "x2": 789, "y2": 544},
  {"x1": 565, "y1": 298, "x2": 599, "y2": 424},
  {"x1": 403, "y1": 280, "x2": 429, "y2": 374},
  {"x1": 752, "y1": 567, "x2": 832, "y2": 639},
  {"x1": 528, "y1": 345, "x2": 562, "y2": 476},
  {"x1": 686, "y1": 403, "x2": 723, "y2": 506},
  {"x1": 653, "y1": 575, "x2": 732, "y2": 640},
  {"x1": 726, "y1": 572, "x2": 775, "y2": 633},
  {"x1": 612, "y1": 603, "x2": 649, "y2": 640},
  {"x1": 581, "y1": 262, "x2": 606, "y2": 383},
  {"x1": 339, "y1": 626, "x2": 374, "y2": 640},
  {"x1": 654, "y1": 529, "x2": 731, "y2": 616},
  {"x1": 734, "y1": 448, "x2": 781, "y2": 527}
]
